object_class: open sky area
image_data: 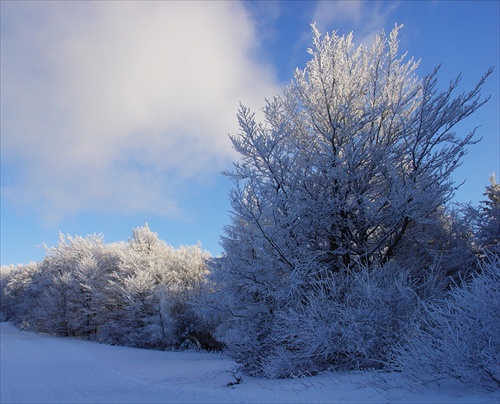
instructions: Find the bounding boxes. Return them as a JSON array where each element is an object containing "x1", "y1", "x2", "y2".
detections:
[{"x1": 1, "y1": 0, "x2": 499, "y2": 266}]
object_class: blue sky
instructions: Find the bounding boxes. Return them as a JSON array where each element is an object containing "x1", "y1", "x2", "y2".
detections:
[{"x1": 1, "y1": 1, "x2": 499, "y2": 265}]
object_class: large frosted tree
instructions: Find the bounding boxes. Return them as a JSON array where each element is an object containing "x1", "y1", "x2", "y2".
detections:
[{"x1": 210, "y1": 25, "x2": 491, "y2": 376}]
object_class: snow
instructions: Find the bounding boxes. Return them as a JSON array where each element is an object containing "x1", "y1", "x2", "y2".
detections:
[{"x1": 1, "y1": 322, "x2": 497, "y2": 403}]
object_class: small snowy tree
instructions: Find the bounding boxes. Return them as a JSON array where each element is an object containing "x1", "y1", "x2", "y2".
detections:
[
  {"x1": 466, "y1": 174, "x2": 500, "y2": 257},
  {"x1": 211, "y1": 24, "x2": 491, "y2": 376}
]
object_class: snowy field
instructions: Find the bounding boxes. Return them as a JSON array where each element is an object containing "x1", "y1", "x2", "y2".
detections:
[{"x1": 1, "y1": 322, "x2": 497, "y2": 403}]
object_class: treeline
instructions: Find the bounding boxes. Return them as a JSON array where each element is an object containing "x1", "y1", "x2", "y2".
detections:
[
  {"x1": 0, "y1": 207, "x2": 499, "y2": 387},
  {"x1": 0, "y1": 225, "x2": 217, "y2": 350}
]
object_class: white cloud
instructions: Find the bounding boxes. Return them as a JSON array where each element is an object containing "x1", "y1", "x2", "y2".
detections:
[
  {"x1": 311, "y1": 0, "x2": 399, "y2": 45},
  {"x1": 1, "y1": 1, "x2": 278, "y2": 222}
]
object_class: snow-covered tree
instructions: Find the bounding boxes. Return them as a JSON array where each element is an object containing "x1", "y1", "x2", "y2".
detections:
[
  {"x1": 30, "y1": 234, "x2": 121, "y2": 337},
  {"x1": 467, "y1": 174, "x2": 500, "y2": 257},
  {"x1": 1, "y1": 265, "x2": 16, "y2": 321},
  {"x1": 210, "y1": 25, "x2": 491, "y2": 376},
  {"x1": 102, "y1": 225, "x2": 172, "y2": 347},
  {"x1": 102, "y1": 224, "x2": 210, "y2": 348},
  {"x1": 0, "y1": 262, "x2": 41, "y2": 325}
]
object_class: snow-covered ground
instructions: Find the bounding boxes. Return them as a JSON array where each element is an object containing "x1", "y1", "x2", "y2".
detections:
[{"x1": 1, "y1": 322, "x2": 497, "y2": 403}]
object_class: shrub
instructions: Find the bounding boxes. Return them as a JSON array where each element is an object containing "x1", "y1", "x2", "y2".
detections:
[{"x1": 391, "y1": 255, "x2": 500, "y2": 388}]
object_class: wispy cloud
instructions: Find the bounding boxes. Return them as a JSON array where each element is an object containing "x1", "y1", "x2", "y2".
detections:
[
  {"x1": 1, "y1": 1, "x2": 278, "y2": 223},
  {"x1": 311, "y1": 0, "x2": 399, "y2": 44}
]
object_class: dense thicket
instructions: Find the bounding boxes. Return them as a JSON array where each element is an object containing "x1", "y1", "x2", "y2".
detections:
[
  {"x1": 0, "y1": 225, "x2": 212, "y2": 350},
  {"x1": 391, "y1": 256, "x2": 500, "y2": 387},
  {"x1": 202, "y1": 24, "x2": 494, "y2": 377}
]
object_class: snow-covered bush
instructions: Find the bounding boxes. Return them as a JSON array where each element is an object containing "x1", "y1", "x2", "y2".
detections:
[
  {"x1": 215, "y1": 263, "x2": 420, "y2": 378},
  {"x1": 391, "y1": 256, "x2": 500, "y2": 388}
]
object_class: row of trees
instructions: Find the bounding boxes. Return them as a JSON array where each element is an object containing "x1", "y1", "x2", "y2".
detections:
[
  {"x1": 1, "y1": 25, "x2": 498, "y2": 388},
  {"x1": 1, "y1": 193, "x2": 498, "y2": 386},
  {"x1": 1, "y1": 225, "x2": 214, "y2": 350}
]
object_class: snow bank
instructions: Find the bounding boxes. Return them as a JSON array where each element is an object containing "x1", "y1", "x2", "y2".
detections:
[{"x1": 1, "y1": 323, "x2": 496, "y2": 403}]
